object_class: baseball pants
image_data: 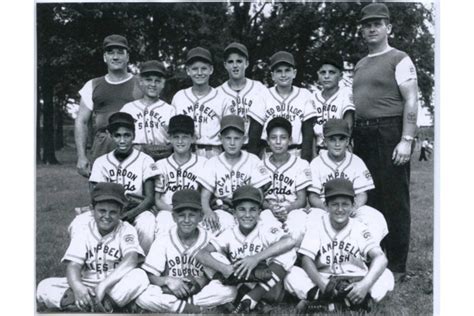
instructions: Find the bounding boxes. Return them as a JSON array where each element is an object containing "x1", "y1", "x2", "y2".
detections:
[
  {"x1": 284, "y1": 266, "x2": 394, "y2": 303},
  {"x1": 36, "y1": 268, "x2": 149, "y2": 309}
]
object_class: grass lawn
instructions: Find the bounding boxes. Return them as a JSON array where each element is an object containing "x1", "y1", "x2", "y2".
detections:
[{"x1": 36, "y1": 145, "x2": 434, "y2": 315}]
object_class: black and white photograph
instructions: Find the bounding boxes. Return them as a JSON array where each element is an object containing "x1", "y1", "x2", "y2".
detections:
[{"x1": 34, "y1": 0, "x2": 436, "y2": 314}]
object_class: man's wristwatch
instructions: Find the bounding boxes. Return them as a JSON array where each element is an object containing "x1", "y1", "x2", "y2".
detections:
[{"x1": 402, "y1": 135, "x2": 414, "y2": 142}]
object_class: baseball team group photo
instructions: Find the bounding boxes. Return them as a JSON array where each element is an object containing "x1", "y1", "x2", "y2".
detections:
[{"x1": 35, "y1": 1, "x2": 435, "y2": 314}]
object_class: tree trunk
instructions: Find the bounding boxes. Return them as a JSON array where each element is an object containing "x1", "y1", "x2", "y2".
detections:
[
  {"x1": 37, "y1": 87, "x2": 42, "y2": 163},
  {"x1": 55, "y1": 99, "x2": 64, "y2": 150},
  {"x1": 41, "y1": 66, "x2": 59, "y2": 164}
]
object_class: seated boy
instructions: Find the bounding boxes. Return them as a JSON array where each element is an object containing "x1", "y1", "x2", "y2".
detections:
[
  {"x1": 312, "y1": 55, "x2": 355, "y2": 152},
  {"x1": 69, "y1": 112, "x2": 156, "y2": 253},
  {"x1": 284, "y1": 178, "x2": 394, "y2": 312},
  {"x1": 131, "y1": 189, "x2": 236, "y2": 313},
  {"x1": 37, "y1": 183, "x2": 149, "y2": 312},
  {"x1": 260, "y1": 117, "x2": 312, "y2": 244},
  {"x1": 197, "y1": 115, "x2": 271, "y2": 234},
  {"x1": 120, "y1": 60, "x2": 175, "y2": 161},
  {"x1": 196, "y1": 185, "x2": 296, "y2": 313},
  {"x1": 308, "y1": 119, "x2": 388, "y2": 243},
  {"x1": 150, "y1": 115, "x2": 208, "y2": 236}
]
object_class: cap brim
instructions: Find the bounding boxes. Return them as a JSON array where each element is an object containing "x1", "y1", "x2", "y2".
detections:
[
  {"x1": 324, "y1": 131, "x2": 350, "y2": 137},
  {"x1": 271, "y1": 61, "x2": 295, "y2": 70},
  {"x1": 93, "y1": 195, "x2": 127, "y2": 206},
  {"x1": 186, "y1": 56, "x2": 212, "y2": 65},
  {"x1": 141, "y1": 70, "x2": 166, "y2": 77},
  {"x1": 220, "y1": 125, "x2": 245, "y2": 134},
  {"x1": 325, "y1": 192, "x2": 354, "y2": 199},
  {"x1": 224, "y1": 47, "x2": 248, "y2": 58},
  {"x1": 359, "y1": 15, "x2": 389, "y2": 23},
  {"x1": 104, "y1": 44, "x2": 129, "y2": 50},
  {"x1": 232, "y1": 197, "x2": 262, "y2": 206},
  {"x1": 173, "y1": 203, "x2": 202, "y2": 212},
  {"x1": 168, "y1": 127, "x2": 194, "y2": 135}
]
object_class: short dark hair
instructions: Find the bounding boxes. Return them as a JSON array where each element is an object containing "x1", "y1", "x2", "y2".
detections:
[{"x1": 108, "y1": 123, "x2": 135, "y2": 135}]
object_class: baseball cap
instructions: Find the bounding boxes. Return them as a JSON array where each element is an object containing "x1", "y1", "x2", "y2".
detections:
[
  {"x1": 359, "y1": 3, "x2": 390, "y2": 23},
  {"x1": 266, "y1": 117, "x2": 292, "y2": 137},
  {"x1": 186, "y1": 47, "x2": 213, "y2": 65},
  {"x1": 232, "y1": 185, "x2": 263, "y2": 206},
  {"x1": 220, "y1": 115, "x2": 245, "y2": 134},
  {"x1": 140, "y1": 60, "x2": 167, "y2": 77},
  {"x1": 224, "y1": 42, "x2": 249, "y2": 59},
  {"x1": 107, "y1": 112, "x2": 135, "y2": 132},
  {"x1": 323, "y1": 119, "x2": 350, "y2": 137},
  {"x1": 103, "y1": 34, "x2": 129, "y2": 50},
  {"x1": 319, "y1": 54, "x2": 344, "y2": 71},
  {"x1": 270, "y1": 51, "x2": 295, "y2": 70},
  {"x1": 168, "y1": 115, "x2": 195, "y2": 136},
  {"x1": 91, "y1": 183, "x2": 128, "y2": 206},
  {"x1": 172, "y1": 189, "x2": 202, "y2": 212},
  {"x1": 324, "y1": 178, "x2": 355, "y2": 199}
]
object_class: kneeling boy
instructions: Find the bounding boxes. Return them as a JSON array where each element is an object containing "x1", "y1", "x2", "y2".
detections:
[{"x1": 37, "y1": 183, "x2": 149, "y2": 312}]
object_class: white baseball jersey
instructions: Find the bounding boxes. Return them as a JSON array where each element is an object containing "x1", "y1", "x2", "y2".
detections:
[
  {"x1": 217, "y1": 79, "x2": 269, "y2": 141},
  {"x1": 150, "y1": 154, "x2": 208, "y2": 205},
  {"x1": 120, "y1": 99, "x2": 176, "y2": 145},
  {"x1": 298, "y1": 213, "x2": 378, "y2": 276},
  {"x1": 142, "y1": 226, "x2": 210, "y2": 278},
  {"x1": 90, "y1": 149, "x2": 154, "y2": 195},
  {"x1": 210, "y1": 222, "x2": 296, "y2": 271},
  {"x1": 309, "y1": 150, "x2": 374, "y2": 199},
  {"x1": 197, "y1": 151, "x2": 271, "y2": 199},
  {"x1": 248, "y1": 86, "x2": 317, "y2": 145},
  {"x1": 313, "y1": 86, "x2": 355, "y2": 141},
  {"x1": 262, "y1": 155, "x2": 312, "y2": 206},
  {"x1": 172, "y1": 87, "x2": 230, "y2": 146},
  {"x1": 62, "y1": 217, "x2": 144, "y2": 286}
]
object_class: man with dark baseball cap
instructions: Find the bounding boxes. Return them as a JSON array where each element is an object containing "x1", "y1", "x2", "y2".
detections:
[
  {"x1": 75, "y1": 33, "x2": 143, "y2": 178},
  {"x1": 352, "y1": 2, "x2": 419, "y2": 280}
]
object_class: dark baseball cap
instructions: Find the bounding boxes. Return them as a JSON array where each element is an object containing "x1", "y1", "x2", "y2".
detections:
[
  {"x1": 91, "y1": 183, "x2": 128, "y2": 206},
  {"x1": 266, "y1": 117, "x2": 292, "y2": 137},
  {"x1": 172, "y1": 189, "x2": 202, "y2": 212},
  {"x1": 168, "y1": 115, "x2": 195, "y2": 136},
  {"x1": 140, "y1": 60, "x2": 167, "y2": 77},
  {"x1": 107, "y1": 112, "x2": 135, "y2": 132},
  {"x1": 220, "y1": 115, "x2": 245, "y2": 134},
  {"x1": 319, "y1": 55, "x2": 344, "y2": 71},
  {"x1": 323, "y1": 119, "x2": 350, "y2": 137},
  {"x1": 232, "y1": 185, "x2": 263, "y2": 206},
  {"x1": 359, "y1": 3, "x2": 390, "y2": 23},
  {"x1": 270, "y1": 51, "x2": 295, "y2": 70},
  {"x1": 324, "y1": 178, "x2": 355, "y2": 199},
  {"x1": 186, "y1": 47, "x2": 213, "y2": 65},
  {"x1": 224, "y1": 42, "x2": 249, "y2": 59},
  {"x1": 103, "y1": 34, "x2": 129, "y2": 50}
]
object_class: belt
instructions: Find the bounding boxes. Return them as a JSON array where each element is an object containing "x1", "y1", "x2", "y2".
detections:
[
  {"x1": 195, "y1": 144, "x2": 221, "y2": 151},
  {"x1": 355, "y1": 116, "x2": 402, "y2": 127}
]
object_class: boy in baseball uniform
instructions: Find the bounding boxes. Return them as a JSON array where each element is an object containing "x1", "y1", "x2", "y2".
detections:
[
  {"x1": 312, "y1": 55, "x2": 355, "y2": 152},
  {"x1": 197, "y1": 115, "x2": 271, "y2": 234},
  {"x1": 247, "y1": 51, "x2": 317, "y2": 162},
  {"x1": 260, "y1": 117, "x2": 312, "y2": 244},
  {"x1": 131, "y1": 189, "x2": 237, "y2": 313},
  {"x1": 37, "y1": 183, "x2": 149, "y2": 312},
  {"x1": 196, "y1": 185, "x2": 297, "y2": 313},
  {"x1": 150, "y1": 115, "x2": 208, "y2": 236},
  {"x1": 120, "y1": 60, "x2": 175, "y2": 161},
  {"x1": 285, "y1": 178, "x2": 394, "y2": 312},
  {"x1": 172, "y1": 47, "x2": 230, "y2": 158},
  {"x1": 69, "y1": 112, "x2": 156, "y2": 254},
  {"x1": 218, "y1": 42, "x2": 269, "y2": 145},
  {"x1": 308, "y1": 119, "x2": 388, "y2": 243}
]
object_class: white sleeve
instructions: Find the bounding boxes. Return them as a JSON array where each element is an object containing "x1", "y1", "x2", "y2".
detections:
[
  {"x1": 150, "y1": 161, "x2": 168, "y2": 193},
  {"x1": 298, "y1": 226, "x2": 320, "y2": 260},
  {"x1": 120, "y1": 223, "x2": 145, "y2": 257},
  {"x1": 197, "y1": 158, "x2": 217, "y2": 192},
  {"x1": 209, "y1": 230, "x2": 230, "y2": 254},
  {"x1": 89, "y1": 157, "x2": 108, "y2": 183},
  {"x1": 142, "y1": 155, "x2": 156, "y2": 181},
  {"x1": 62, "y1": 234, "x2": 87, "y2": 264},
  {"x1": 395, "y1": 56, "x2": 417, "y2": 85},
  {"x1": 341, "y1": 88, "x2": 355, "y2": 116},
  {"x1": 247, "y1": 86, "x2": 269, "y2": 124},
  {"x1": 295, "y1": 160, "x2": 312, "y2": 191},
  {"x1": 141, "y1": 235, "x2": 168, "y2": 276},
  {"x1": 354, "y1": 222, "x2": 378, "y2": 260},
  {"x1": 78, "y1": 80, "x2": 94, "y2": 111},
  {"x1": 250, "y1": 156, "x2": 272, "y2": 189},
  {"x1": 308, "y1": 159, "x2": 323, "y2": 194},
  {"x1": 303, "y1": 89, "x2": 317, "y2": 121},
  {"x1": 353, "y1": 156, "x2": 375, "y2": 194}
]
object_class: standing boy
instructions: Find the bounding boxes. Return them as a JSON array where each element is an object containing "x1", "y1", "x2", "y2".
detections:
[
  {"x1": 260, "y1": 117, "x2": 312, "y2": 244},
  {"x1": 247, "y1": 51, "x2": 317, "y2": 161},
  {"x1": 121, "y1": 60, "x2": 175, "y2": 161},
  {"x1": 284, "y1": 178, "x2": 394, "y2": 312},
  {"x1": 197, "y1": 115, "x2": 271, "y2": 233},
  {"x1": 196, "y1": 185, "x2": 297, "y2": 313},
  {"x1": 308, "y1": 119, "x2": 387, "y2": 243},
  {"x1": 150, "y1": 115, "x2": 208, "y2": 236},
  {"x1": 218, "y1": 42, "x2": 269, "y2": 144},
  {"x1": 70, "y1": 112, "x2": 156, "y2": 254},
  {"x1": 312, "y1": 55, "x2": 355, "y2": 151},
  {"x1": 172, "y1": 47, "x2": 230, "y2": 158},
  {"x1": 131, "y1": 189, "x2": 237, "y2": 313},
  {"x1": 37, "y1": 183, "x2": 149, "y2": 312}
]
